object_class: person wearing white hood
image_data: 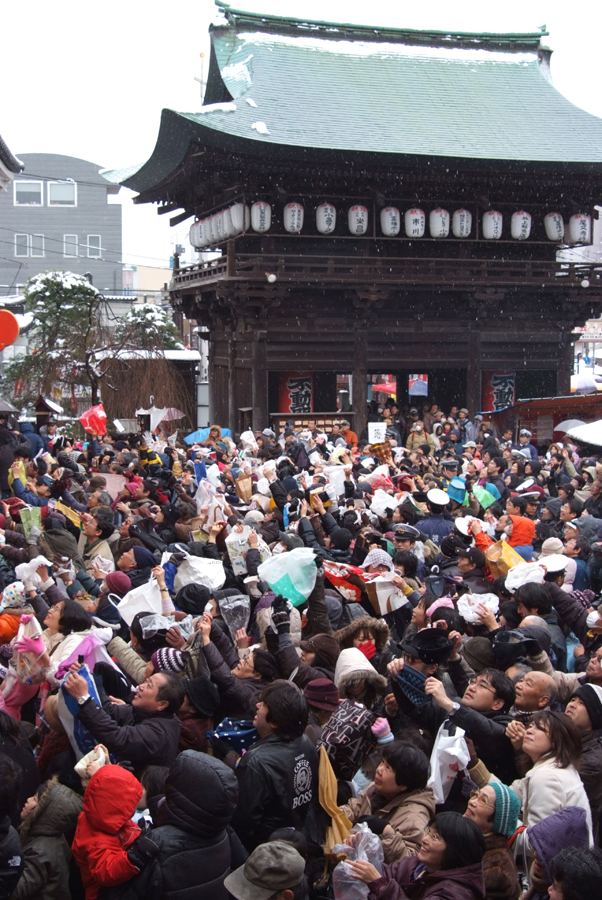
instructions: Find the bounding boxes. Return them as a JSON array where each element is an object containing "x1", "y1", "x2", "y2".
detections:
[{"x1": 334, "y1": 647, "x2": 387, "y2": 712}]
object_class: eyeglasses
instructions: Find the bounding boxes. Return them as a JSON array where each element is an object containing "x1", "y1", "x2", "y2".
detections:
[
  {"x1": 468, "y1": 677, "x2": 496, "y2": 694},
  {"x1": 469, "y1": 790, "x2": 495, "y2": 809},
  {"x1": 424, "y1": 826, "x2": 443, "y2": 843}
]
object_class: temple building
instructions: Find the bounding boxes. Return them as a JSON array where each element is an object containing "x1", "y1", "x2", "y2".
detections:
[{"x1": 111, "y1": 4, "x2": 602, "y2": 435}]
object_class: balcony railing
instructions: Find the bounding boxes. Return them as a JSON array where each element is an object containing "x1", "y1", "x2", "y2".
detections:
[{"x1": 172, "y1": 251, "x2": 602, "y2": 291}]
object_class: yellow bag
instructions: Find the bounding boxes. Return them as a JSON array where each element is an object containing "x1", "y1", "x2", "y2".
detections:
[{"x1": 485, "y1": 540, "x2": 524, "y2": 579}]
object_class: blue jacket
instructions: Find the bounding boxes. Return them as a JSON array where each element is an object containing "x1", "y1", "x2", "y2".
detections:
[
  {"x1": 19, "y1": 423, "x2": 44, "y2": 457},
  {"x1": 417, "y1": 514, "x2": 454, "y2": 547},
  {"x1": 11, "y1": 478, "x2": 49, "y2": 507}
]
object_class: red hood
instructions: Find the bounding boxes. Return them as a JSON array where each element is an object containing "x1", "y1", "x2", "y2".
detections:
[{"x1": 83, "y1": 766, "x2": 142, "y2": 834}]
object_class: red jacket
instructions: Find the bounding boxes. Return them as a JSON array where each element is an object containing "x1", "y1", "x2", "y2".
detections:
[{"x1": 71, "y1": 765, "x2": 142, "y2": 900}]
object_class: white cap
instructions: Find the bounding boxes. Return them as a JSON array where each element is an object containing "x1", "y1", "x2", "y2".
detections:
[
  {"x1": 540, "y1": 554, "x2": 569, "y2": 574},
  {"x1": 427, "y1": 488, "x2": 450, "y2": 506}
]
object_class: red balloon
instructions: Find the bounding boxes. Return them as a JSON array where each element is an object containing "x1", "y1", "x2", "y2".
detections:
[{"x1": 0, "y1": 310, "x2": 20, "y2": 351}]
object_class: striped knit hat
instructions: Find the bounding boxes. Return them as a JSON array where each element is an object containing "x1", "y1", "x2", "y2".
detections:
[
  {"x1": 151, "y1": 647, "x2": 183, "y2": 675},
  {"x1": 490, "y1": 781, "x2": 521, "y2": 836}
]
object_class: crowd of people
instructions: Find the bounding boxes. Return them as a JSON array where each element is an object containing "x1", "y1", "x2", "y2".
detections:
[{"x1": 0, "y1": 401, "x2": 602, "y2": 900}]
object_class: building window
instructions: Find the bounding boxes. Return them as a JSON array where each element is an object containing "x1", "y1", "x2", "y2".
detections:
[
  {"x1": 14, "y1": 181, "x2": 43, "y2": 206},
  {"x1": 31, "y1": 235, "x2": 45, "y2": 257},
  {"x1": 15, "y1": 234, "x2": 29, "y2": 257},
  {"x1": 48, "y1": 181, "x2": 77, "y2": 206},
  {"x1": 64, "y1": 234, "x2": 78, "y2": 257},
  {"x1": 87, "y1": 235, "x2": 101, "y2": 258}
]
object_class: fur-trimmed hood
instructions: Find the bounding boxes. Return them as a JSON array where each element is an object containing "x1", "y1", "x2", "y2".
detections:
[
  {"x1": 334, "y1": 647, "x2": 387, "y2": 694},
  {"x1": 19, "y1": 776, "x2": 83, "y2": 845},
  {"x1": 334, "y1": 616, "x2": 390, "y2": 653}
]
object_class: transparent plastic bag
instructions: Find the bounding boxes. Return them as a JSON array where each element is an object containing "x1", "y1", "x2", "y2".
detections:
[
  {"x1": 332, "y1": 823, "x2": 385, "y2": 900},
  {"x1": 138, "y1": 613, "x2": 194, "y2": 641},
  {"x1": 218, "y1": 593, "x2": 250, "y2": 643}
]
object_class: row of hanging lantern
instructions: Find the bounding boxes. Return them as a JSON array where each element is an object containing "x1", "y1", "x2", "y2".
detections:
[{"x1": 190, "y1": 201, "x2": 592, "y2": 248}]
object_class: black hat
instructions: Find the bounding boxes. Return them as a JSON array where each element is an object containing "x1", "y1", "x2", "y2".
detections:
[
  {"x1": 392, "y1": 524, "x2": 421, "y2": 541},
  {"x1": 278, "y1": 531, "x2": 304, "y2": 550},
  {"x1": 571, "y1": 685, "x2": 602, "y2": 731},
  {"x1": 175, "y1": 583, "x2": 211, "y2": 616},
  {"x1": 400, "y1": 629, "x2": 454, "y2": 664},
  {"x1": 459, "y1": 546, "x2": 486, "y2": 568},
  {"x1": 185, "y1": 676, "x2": 221, "y2": 717}
]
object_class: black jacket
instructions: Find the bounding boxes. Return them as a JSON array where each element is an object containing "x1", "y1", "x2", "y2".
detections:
[
  {"x1": 232, "y1": 732, "x2": 319, "y2": 851},
  {"x1": 0, "y1": 815, "x2": 22, "y2": 900},
  {"x1": 202, "y1": 624, "x2": 264, "y2": 719},
  {"x1": 298, "y1": 512, "x2": 352, "y2": 563},
  {"x1": 100, "y1": 752, "x2": 246, "y2": 900},
  {"x1": 392, "y1": 685, "x2": 517, "y2": 784},
  {"x1": 76, "y1": 695, "x2": 181, "y2": 772}
]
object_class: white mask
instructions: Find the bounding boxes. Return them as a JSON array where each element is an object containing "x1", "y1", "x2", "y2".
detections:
[
  {"x1": 272, "y1": 543, "x2": 286, "y2": 555},
  {"x1": 586, "y1": 611, "x2": 601, "y2": 628}
]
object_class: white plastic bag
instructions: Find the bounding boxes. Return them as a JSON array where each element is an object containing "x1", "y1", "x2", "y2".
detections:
[
  {"x1": 194, "y1": 478, "x2": 216, "y2": 516},
  {"x1": 117, "y1": 579, "x2": 163, "y2": 626},
  {"x1": 240, "y1": 430, "x2": 258, "y2": 452},
  {"x1": 14, "y1": 615, "x2": 46, "y2": 685},
  {"x1": 257, "y1": 547, "x2": 317, "y2": 607},
  {"x1": 457, "y1": 592, "x2": 499, "y2": 625},
  {"x1": 225, "y1": 526, "x2": 271, "y2": 576},
  {"x1": 427, "y1": 720, "x2": 470, "y2": 804},
  {"x1": 170, "y1": 554, "x2": 226, "y2": 593},
  {"x1": 206, "y1": 464, "x2": 222, "y2": 488},
  {"x1": 370, "y1": 488, "x2": 397, "y2": 518},
  {"x1": 323, "y1": 465, "x2": 347, "y2": 499}
]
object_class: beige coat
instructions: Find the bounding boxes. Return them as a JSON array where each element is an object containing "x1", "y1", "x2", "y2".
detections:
[{"x1": 341, "y1": 784, "x2": 435, "y2": 863}]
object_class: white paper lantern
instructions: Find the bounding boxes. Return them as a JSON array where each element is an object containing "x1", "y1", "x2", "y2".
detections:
[
  {"x1": 283, "y1": 202, "x2": 304, "y2": 233},
  {"x1": 452, "y1": 209, "x2": 472, "y2": 238},
  {"x1": 206, "y1": 215, "x2": 219, "y2": 244},
  {"x1": 482, "y1": 210, "x2": 503, "y2": 240},
  {"x1": 214, "y1": 210, "x2": 226, "y2": 241},
  {"x1": 569, "y1": 213, "x2": 591, "y2": 244},
  {"x1": 380, "y1": 207, "x2": 400, "y2": 237},
  {"x1": 316, "y1": 202, "x2": 336, "y2": 234},
  {"x1": 405, "y1": 208, "x2": 425, "y2": 238},
  {"x1": 230, "y1": 203, "x2": 250, "y2": 234},
  {"x1": 251, "y1": 201, "x2": 271, "y2": 233},
  {"x1": 544, "y1": 212, "x2": 565, "y2": 242},
  {"x1": 511, "y1": 211, "x2": 532, "y2": 240},
  {"x1": 191, "y1": 219, "x2": 208, "y2": 249},
  {"x1": 348, "y1": 205, "x2": 369, "y2": 235},
  {"x1": 189, "y1": 221, "x2": 199, "y2": 248},
  {"x1": 222, "y1": 207, "x2": 237, "y2": 238},
  {"x1": 429, "y1": 208, "x2": 450, "y2": 238}
]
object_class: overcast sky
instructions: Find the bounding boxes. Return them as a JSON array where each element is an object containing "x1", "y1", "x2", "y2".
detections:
[{"x1": 2, "y1": 0, "x2": 601, "y2": 268}]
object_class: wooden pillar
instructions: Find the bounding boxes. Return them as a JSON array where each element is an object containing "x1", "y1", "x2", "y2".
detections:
[
  {"x1": 466, "y1": 330, "x2": 482, "y2": 415},
  {"x1": 352, "y1": 333, "x2": 367, "y2": 437},
  {"x1": 208, "y1": 340, "x2": 217, "y2": 426},
  {"x1": 558, "y1": 338, "x2": 572, "y2": 395},
  {"x1": 227, "y1": 332, "x2": 237, "y2": 433},
  {"x1": 252, "y1": 330, "x2": 268, "y2": 430}
]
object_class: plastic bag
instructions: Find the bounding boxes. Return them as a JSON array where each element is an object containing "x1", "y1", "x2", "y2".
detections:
[
  {"x1": 194, "y1": 478, "x2": 216, "y2": 516},
  {"x1": 79, "y1": 403, "x2": 107, "y2": 436},
  {"x1": 485, "y1": 540, "x2": 524, "y2": 578},
  {"x1": 240, "y1": 430, "x2": 258, "y2": 452},
  {"x1": 370, "y1": 488, "x2": 397, "y2": 518},
  {"x1": 139, "y1": 613, "x2": 194, "y2": 641},
  {"x1": 457, "y1": 592, "x2": 499, "y2": 625},
  {"x1": 164, "y1": 552, "x2": 226, "y2": 593},
  {"x1": 218, "y1": 593, "x2": 251, "y2": 643},
  {"x1": 225, "y1": 526, "x2": 271, "y2": 576},
  {"x1": 14, "y1": 615, "x2": 46, "y2": 685},
  {"x1": 332, "y1": 823, "x2": 385, "y2": 900},
  {"x1": 58, "y1": 664, "x2": 102, "y2": 760},
  {"x1": 427, "y1": 720, "x2": 470, "y2": 805},
  {"x1": 257, "y1": 547, "x2": 318, "y2": 607},
  {"x1": 117, "y1": 579, "x2": 163, "y2": 626}
]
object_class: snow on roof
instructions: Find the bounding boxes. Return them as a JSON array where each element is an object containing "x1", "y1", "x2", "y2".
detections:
[
  {"x1": 566, "y1": 419, "x2": 602, "y2": 447},
  {"x1": 44, "y1": 398, "x2": 64, "y2": 414},
  {"x1": 15, "y1": 312, "x2": 33, "y2": 329}
]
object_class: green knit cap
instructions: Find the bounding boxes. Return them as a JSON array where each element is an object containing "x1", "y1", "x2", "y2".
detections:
[{"x1": 490, "y1": 781, "x2": 521, "y2": 836}]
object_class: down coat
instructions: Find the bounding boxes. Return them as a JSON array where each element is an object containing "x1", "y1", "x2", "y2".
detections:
[{"x1": 100, "y1": 751, "x2": 245, "y2": 900}]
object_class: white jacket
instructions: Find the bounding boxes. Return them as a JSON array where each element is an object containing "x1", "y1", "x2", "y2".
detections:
[{"x1": 511, "y1": 756, "x2": 593, "y2": 842}]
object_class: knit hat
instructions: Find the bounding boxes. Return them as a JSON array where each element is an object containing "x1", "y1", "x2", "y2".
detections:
[
  {"x1": 528, "y1": 807, "x2": 590, "y2": 881},
  {"x1": 151, "y1": 646, "x2": 183, "y2": 675},
  {"x1": 175, "y1": 583, "x2": 211, "y2": 616},
  {"x1": 299, "y1": 634, "x2": 340, "y2": 670},
  {"x1": 360, "y1": 549, "x2": 393, "y2": 571},
  {"x1": 463, "y1": 636, "x2": 495, "y2": 673},
  {"x1": 0, "y1": 581, "x2": 27, "y2": 612},
  {"x1": 105, "y1": 571, "x2": 132, "y2": 596},
  {"x1": 133, "y1": 546, "x2": 157, "y2": 569},
  {"x1": 303, "y1": 678, "x2": 340, "y2": 712},
  {"x1": 329, "y1": 527, "x2": 353, "y2": 551},
  {"x1": 489, "y1": 781, "x2": 521, "y2": 836},
  {"x1": 125, "y1": 482, "x2": 139, "y2": 497},
  {"x1": 540, "y1": 537, "x2": 564, "y2": 556},
  {"x1": 185, "y1": 675, "x2": 221, "y2": 717},
  {"x1": 571, "y1": 684, "x2": 602, "y2": 730}
]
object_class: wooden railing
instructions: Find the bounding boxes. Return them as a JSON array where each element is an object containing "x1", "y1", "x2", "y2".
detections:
[{"x1": 173, "y1": 252, "x2": 602, "y2": 290}]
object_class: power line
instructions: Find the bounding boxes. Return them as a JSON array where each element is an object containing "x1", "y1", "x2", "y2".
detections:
[{"x1": 0, "y1": 229, "x2": 174, "y2": 266}]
